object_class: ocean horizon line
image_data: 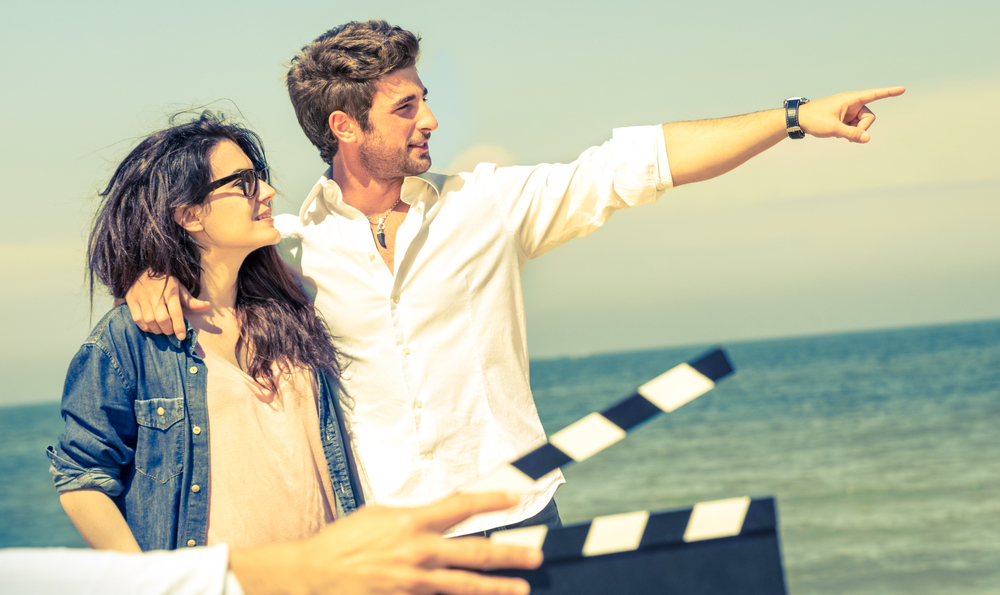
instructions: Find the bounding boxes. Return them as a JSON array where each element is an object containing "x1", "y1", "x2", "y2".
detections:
[
  {"x1": 529, "y1": 315, "x2": 1000, "y2": 362},
  {"x1": 3, "y1": 315, "x2": 998, "y2": 409}
]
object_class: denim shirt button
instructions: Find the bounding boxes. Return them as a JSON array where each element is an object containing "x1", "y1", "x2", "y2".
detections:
[
  {"x1": 157, "y1": 407, "x2": 165, "y2": 416},
  {"x1": 189, "y1": 366, "x2": 198, "y2": 374},
  {"x1": 192, "y1": 426, "x2": 202, "y2": 435},
  {"x1": 187, "y1": 539, "x2": 197, "y2": 547},
  {"x1": 191, "y1": 484, "x2": 200, "y2": 493}
]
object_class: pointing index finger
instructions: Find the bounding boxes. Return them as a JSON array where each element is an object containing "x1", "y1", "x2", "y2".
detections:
[{"x1": 854, "y1": 86, "x2": 906, "y2": 104}]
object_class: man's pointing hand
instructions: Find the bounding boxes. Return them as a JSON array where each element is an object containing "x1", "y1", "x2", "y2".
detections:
[{"x1": 800, "y1": 87, "x2": 906, "y2": 143}]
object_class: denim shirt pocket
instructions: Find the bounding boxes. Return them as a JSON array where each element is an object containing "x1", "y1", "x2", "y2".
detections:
[{"x1": 132, "y1": 397, "x2": 185, "y2": 484}]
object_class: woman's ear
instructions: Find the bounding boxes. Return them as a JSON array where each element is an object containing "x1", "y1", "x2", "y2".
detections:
[{"x1": 174, "y1": 205, "x2": 204, "y2": 233}]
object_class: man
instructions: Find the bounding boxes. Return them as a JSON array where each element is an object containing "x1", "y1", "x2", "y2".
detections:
[
  {"x1": 128, "y1": 20, "x2": 903, "y2": 535},
  {"x1": 0, "y1": 492, "x2": 540, "y2": 595}
]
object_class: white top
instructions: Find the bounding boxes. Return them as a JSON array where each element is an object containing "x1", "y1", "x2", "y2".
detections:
[
  {"x1": 200, "y1": 347, "x2": 336, "y2": 548},
  {"x1": 0, "y1": 545, "x2": 242, "y2": 595},
  {"x1": 276, "y1": 125, "x2": 672, "y2": 534}
]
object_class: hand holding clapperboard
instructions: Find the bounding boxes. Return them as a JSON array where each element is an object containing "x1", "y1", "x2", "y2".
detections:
[{"x1": 462, "y1": 348, "x2": 789, "y2": 595}]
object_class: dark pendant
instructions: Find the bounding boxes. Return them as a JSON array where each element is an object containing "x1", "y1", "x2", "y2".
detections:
[{"x1": 377, "y1": 230, "x2": 387, "y2": 248}]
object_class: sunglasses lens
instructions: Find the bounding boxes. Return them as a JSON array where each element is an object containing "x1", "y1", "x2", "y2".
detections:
[{"x1": 241, "y1": 170, "x2": 258, "y2": 198}]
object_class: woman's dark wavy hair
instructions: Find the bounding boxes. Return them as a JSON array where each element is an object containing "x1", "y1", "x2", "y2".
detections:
[{"x1": 88, "y1": 111, "x2": 340, "y2": 390}]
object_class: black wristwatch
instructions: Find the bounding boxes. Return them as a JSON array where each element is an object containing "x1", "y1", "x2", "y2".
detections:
[{"x1": 783, "y1": 97, "x2": 809, "y2": 139}]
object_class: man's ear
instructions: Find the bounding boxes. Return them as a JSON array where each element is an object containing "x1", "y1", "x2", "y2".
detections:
[
  {"x1": 329, "y1": 111, "x2": 360, "y2": 147},
  {"x1": 174, "y1": 205, "x2": 204, "y2": 233}
]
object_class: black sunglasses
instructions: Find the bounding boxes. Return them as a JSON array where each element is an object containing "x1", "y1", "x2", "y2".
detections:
[{"x1": 201, "y1": 168, "x2": 269, "y2": 199}]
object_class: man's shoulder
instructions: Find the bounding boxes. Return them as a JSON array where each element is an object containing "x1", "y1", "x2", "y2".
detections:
[{"x1": 274, "y1": 213, "x2": 303, "y2": 237}]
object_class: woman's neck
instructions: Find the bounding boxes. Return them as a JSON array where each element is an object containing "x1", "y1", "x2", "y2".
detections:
[
  {"x1": 195, "y1": 248, "x2": 246, "y2": 312},
  {"x1": 187, "y1": 248, "x2": 248, "y2": 369}
]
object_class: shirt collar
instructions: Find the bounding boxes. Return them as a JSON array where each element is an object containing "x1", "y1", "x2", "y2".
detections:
[
  {"x1": 300, "y1": 168, "x2": 446, "y2": 224},
  {"x1": 164, "y1": 319, "x2": 199, "y2": 354}
]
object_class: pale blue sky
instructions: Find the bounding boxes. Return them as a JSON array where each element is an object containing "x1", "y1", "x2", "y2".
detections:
[{"x1": 2, "y1": 0, "x2": 998, "y2": 405}]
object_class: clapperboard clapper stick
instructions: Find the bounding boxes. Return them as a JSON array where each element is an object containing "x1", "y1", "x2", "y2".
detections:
[
  {"x1": 466, "y1": 347, "x2": 789, "y2": 595},
  {"x1": 463, "y1": 347, "x2": 735, "y2": 494}
]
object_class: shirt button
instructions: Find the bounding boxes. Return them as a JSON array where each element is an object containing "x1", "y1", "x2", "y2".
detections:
[
  {"x1": 191, "y1": 484, "x2": 200, "y2": 493},
  {"x1": 415, "y1": 401, "x2": 423, "y2": 409},
  {"x1": 368, "y1": 252, "x2": 376, "y2": 262},
  {"x1": 424, "y1": 453, "x2": 434, "y2": 461},
  {"x1": 192, "y1": 426, "x2": 202, "y2": 435},
  {"x1": 187, "y1": 539, "x2": 197, "y2": 547},
  {"x1": 402, "y1": 347, "x2": 411, "y2": 355},
  {"x1": 392, "y1": 296, "x2": 400, "y2": 304},
  {"x1": 157, "y1": 407, "x2": 165, "y2": 416},
  {"x1": 189, "y1": 366, "x2": 198, "y2": 374}
]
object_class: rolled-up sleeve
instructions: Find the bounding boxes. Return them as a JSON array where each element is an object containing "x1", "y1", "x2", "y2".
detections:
[
  {"x1": 48, "y1": 343, "x2": 137, "y2": 498},
  {"x1": 609, "y1": 124, "x2": 673, "y2": 195},
  {"x1": 490, "y1": 125, "x2": 673, "y2": 260}
]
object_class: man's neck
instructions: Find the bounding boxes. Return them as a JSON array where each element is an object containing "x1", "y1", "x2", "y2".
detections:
[{"x1": 330, "y1": 154, "x2": 406, "y2": 216}]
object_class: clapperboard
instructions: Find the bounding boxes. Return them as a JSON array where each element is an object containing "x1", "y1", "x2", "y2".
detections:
[{"x1": 469, "y1": 347, "x2": 789, "y2": 595}]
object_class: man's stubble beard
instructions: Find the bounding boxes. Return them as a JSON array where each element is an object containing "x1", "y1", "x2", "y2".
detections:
[{"x1": 358, "y1": 128, "x2": 431, "y2": 181}]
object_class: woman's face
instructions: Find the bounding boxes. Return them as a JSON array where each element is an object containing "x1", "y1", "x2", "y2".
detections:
[{"x1": 186, "y1": 140, "x2": 280, "y2": 255}]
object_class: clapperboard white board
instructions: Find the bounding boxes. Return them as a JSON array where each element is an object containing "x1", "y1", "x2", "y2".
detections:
[
  {"x1": 488, "y1": 496, "x2": 786, "y2": 595},
  {"x1": 469, "y1": 347, "x2": 789, "y2": 595}
]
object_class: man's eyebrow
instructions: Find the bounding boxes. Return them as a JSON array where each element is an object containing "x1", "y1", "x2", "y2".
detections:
[{"x1": 391, "y1": 88, "x2": 429, "y2": 110}]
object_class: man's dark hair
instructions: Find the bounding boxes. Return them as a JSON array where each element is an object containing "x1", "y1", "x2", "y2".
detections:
[
  {"x1": 88, "y1": 111, "x2": 341, "y2": 391},
  {"x1": 286, "y1": 20, "x2": 421, "y2": 163}
]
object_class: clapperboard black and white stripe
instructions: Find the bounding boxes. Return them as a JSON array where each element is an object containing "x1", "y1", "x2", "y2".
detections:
[
  {"x1": 464, "y1": 347, "x2": 735, "y2": 494},
  {"x1": 487, "y1": 496, "x2": 787, "y2": 595},
  {"x1": 462, "y1": 347, "x2": 787, "y2": 594}
]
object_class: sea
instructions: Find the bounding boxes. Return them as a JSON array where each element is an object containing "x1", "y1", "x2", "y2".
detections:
[{"x1": 1, "y1": 320, "x2": 998, "y2": 594}]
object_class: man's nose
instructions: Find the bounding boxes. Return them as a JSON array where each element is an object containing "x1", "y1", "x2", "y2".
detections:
[{"x1": 418, "y1": 100, "x2": 438, "y2": 132}]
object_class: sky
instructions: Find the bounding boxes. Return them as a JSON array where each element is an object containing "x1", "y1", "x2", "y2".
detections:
[{"x1": 1, "y1": 0, "x2": 998, "y2": 406}]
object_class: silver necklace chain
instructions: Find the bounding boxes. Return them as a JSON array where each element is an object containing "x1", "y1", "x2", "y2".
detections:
[
  {"x1": 365, "y1": 197, "x2": 402, "y2": 226},
  {"x1": 367, "y1": 197, "x2": 402, "y2": 249}
]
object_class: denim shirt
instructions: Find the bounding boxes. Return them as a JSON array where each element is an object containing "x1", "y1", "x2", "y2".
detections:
[{"x1": 48, "y1": 305, "x2": 358, "y2": 551}]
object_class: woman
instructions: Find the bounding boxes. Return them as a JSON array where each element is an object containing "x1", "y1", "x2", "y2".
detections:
[{"x1": 47, "y1": 112, "x2": 357, "y2": 552}]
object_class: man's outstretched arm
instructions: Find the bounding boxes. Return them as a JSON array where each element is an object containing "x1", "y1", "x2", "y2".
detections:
[
  {"x1": 124, "y1": 87, "x2": 904, "y2": 337},
  {"x1": 664, "y1": 87, "x2": 905, "y2": 186}
]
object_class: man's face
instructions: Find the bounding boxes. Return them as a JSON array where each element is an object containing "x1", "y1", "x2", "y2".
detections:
[{"x1": 358, "y1": 66, "x2": 438, "y2": 180}]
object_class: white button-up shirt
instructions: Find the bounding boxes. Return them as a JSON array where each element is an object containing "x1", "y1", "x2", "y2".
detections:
[{"x1": 276, "y1": 125, "x2": 672, "y2": 534}]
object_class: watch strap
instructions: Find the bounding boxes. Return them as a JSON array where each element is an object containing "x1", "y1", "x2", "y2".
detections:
[{"x1": 783, "y1": 97, "x2": 809, "y2": 139}]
